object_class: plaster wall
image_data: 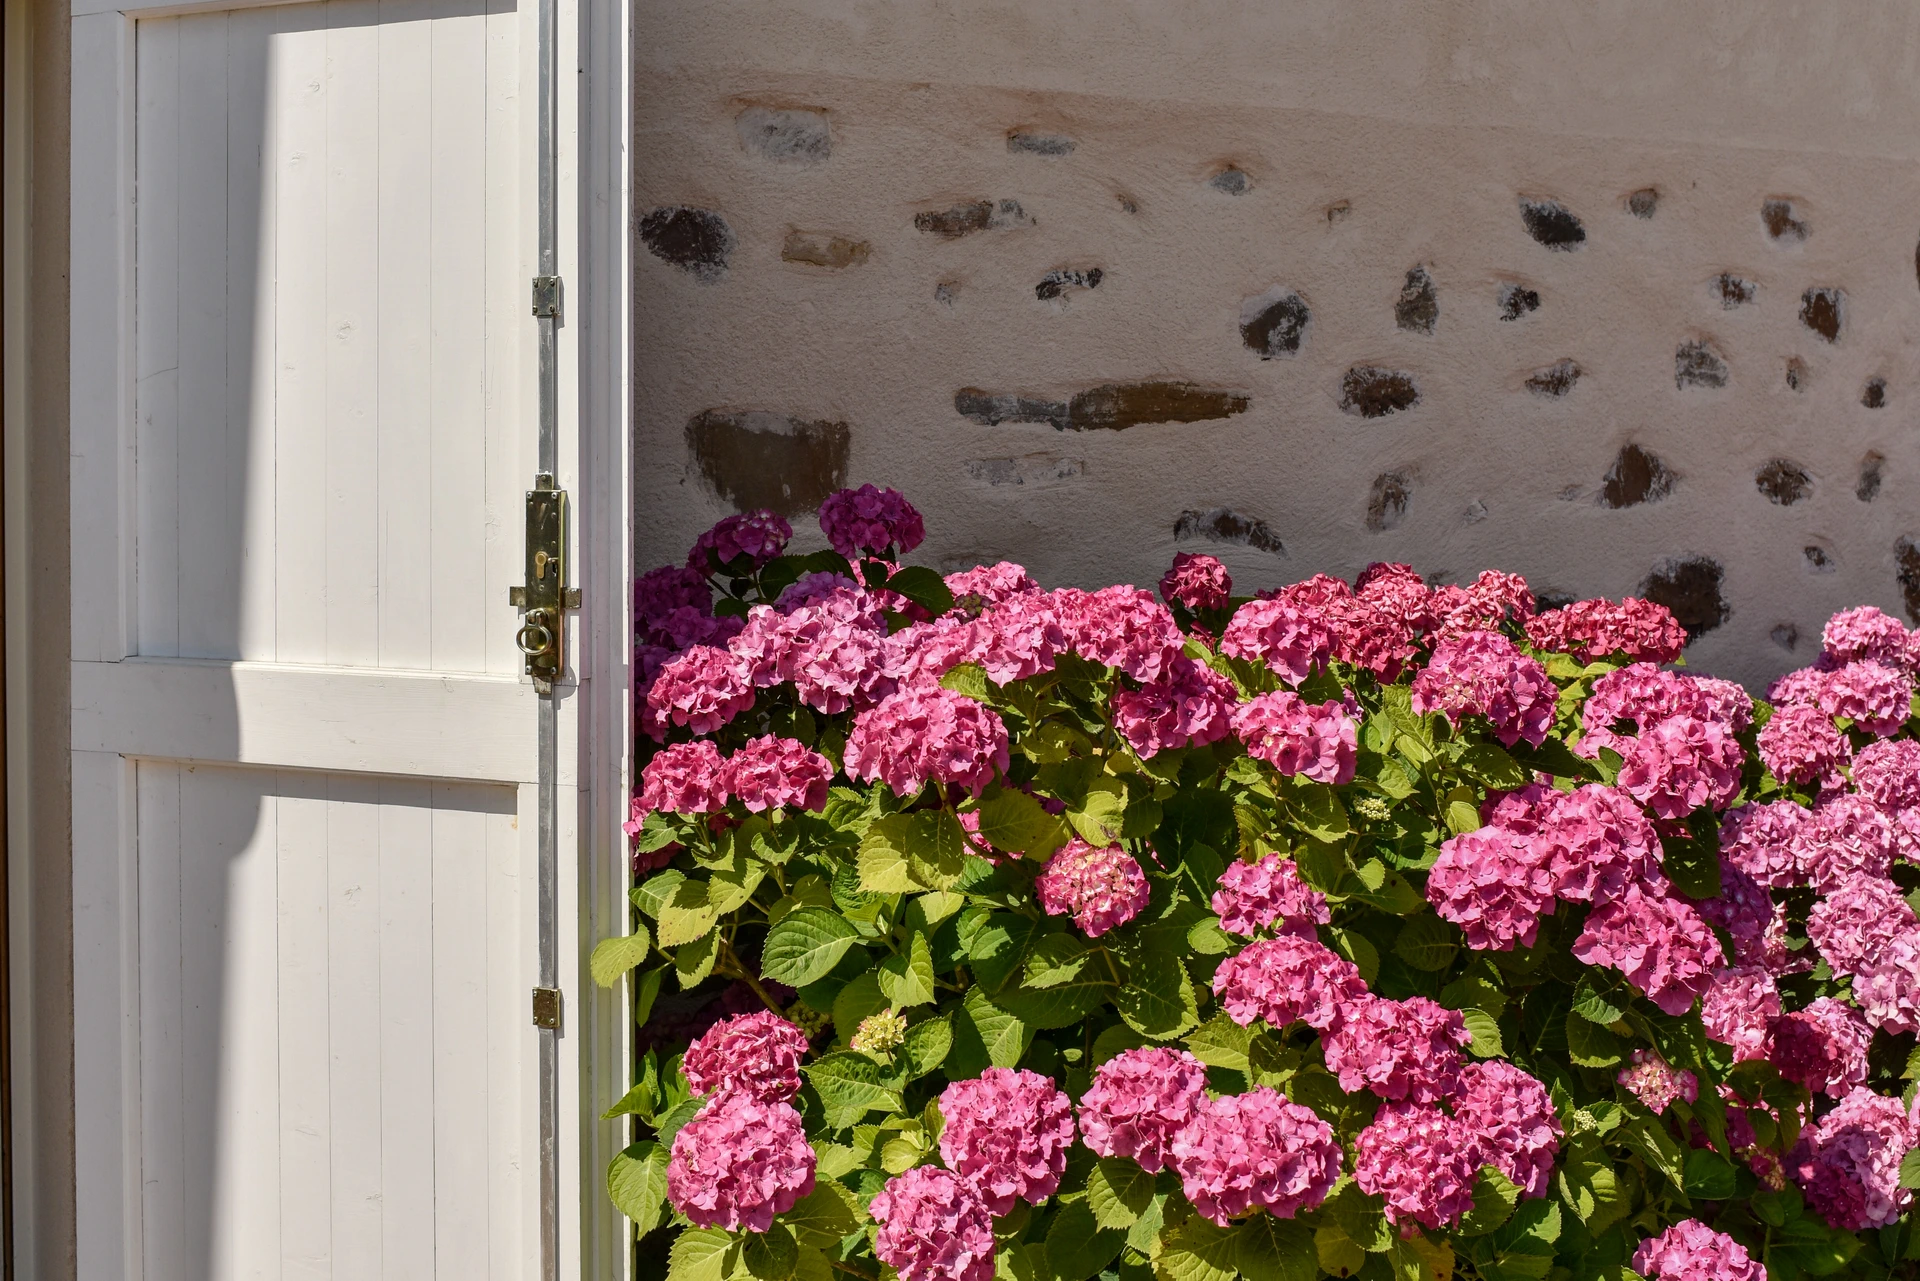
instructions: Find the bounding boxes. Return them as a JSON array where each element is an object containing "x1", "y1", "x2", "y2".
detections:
[{"x1": 632, "y1": 0, "x2": 1920, "y2": 688}]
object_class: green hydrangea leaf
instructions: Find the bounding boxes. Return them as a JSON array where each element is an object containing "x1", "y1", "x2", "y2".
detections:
[
  {"x1": 606, "y1": 1141, "x2": 670, "y2": 1234},
  {"x1": 1088, "y1": 1158, "x2": 1156, "y2": 1229},
  {"x1": 762, "y1": 907, "x2": 863, "y2": 987},
  {"x1": 591, "y1": 925, "x2": 653, "y2": 988}
]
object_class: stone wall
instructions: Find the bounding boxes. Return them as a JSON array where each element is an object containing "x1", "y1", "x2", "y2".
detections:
[{"x1": 632, "y1": 0, "x2": 1920, "y2": 688}]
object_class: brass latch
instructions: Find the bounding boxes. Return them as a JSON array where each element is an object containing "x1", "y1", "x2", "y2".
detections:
[
  {"x1": 531, "y1": 986, "x2": 563, "y2": 1030},
  {"x1": 509, "y1": 473, "x2": 578, "y2": 691}
]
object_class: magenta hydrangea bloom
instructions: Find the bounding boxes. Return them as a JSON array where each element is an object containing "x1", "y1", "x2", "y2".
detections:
[
  {"x1": 1853, "y1": 739, "x2": 1920, "y2": 816},
  {"x1": 1160, "y1": 552, "x2": 1233, "y2": 613},
  {"x1": 1112, "y1": 657, "x2": 1237, "y2": 758},
  {"x1": 1823, "y1": 605, "x2": 1918, "y2": 673},
  {"x1": 665, "y1": 1093, "x2": 816, "y2": 1232},
  {"x1": 764, "y1": 590, "x2": 895, "y2": 714},
  {"x1": 1534, "y1": 784, "x2": 1662, "y2": 902},
  {"x1": 1167, "y1": 1087, "x2": 1342, "y2": 1225},
  {"x1": 1354, "y1": 562, "x2": 1436, "y2": 631},
  {"x1": 1771, "y1": 998, "x2": 1871, "y2": 1098},
  {"x1": 636, "y1": 564, "x2": 712, "y2": 626},
  {"x1": 1720, "y1": 799, "x2": 1814, "y2": 888},
  {"x1": 1815, "y1": 661, "x2": 1914, "y2": 738},
  {"x1": 1211, "y1": 935, "x2": 1368, "y2": 1031},
  {"x1": 870, "y1": 1166, "x2": 996, "y2": 1281},
  {"x1": 642, "y1": 644, "x2": 756, "y2": 740},
  {"x1": 1617, "y1": 1049, "x2": 1699, "y2": 1113},
  {"x1": 1700, "y1": 966, "x2": 1781, "y2": 1062},
  {"x1": 817, "y1": 484, "x2": 924, "y2": 560},
  {"x1": 1352, "y1": 1101, "x2": 1479, "y2": 1230},
  {"x1": 1077, "y1": 1047, "x2": 1209, "y2": 1173},
  {"x1": 1219, "y1": 598, "x2": 1334, "y2": 686},
  {"x1": 1580, "y1": 664, "x2": 1749, "y2": 758},
  {"x1": 637, "y1": 740, "x2": 730, "y2": 817},
  {"x1": 1854, "y1": 930, "x2": 1920, "y2": 1033},
  {"x1": 1210, "y1": 853, "x2": 1329, "y2": 939},
  {"x1": 1794, "y1": 795, "x2": 1897, "y2": 895},
  {"x1": 945, "y1": 561, "x2": 1038, "y2": 608},
  {"x1": 1615, "y1": 715, "x2": 1743, "y2": 819},
  {"x1": 1063, "y1": 586, "x2": 1186, "y2": 684},
  {"x1": 1454, "y1": 1060, "x2": 1562, "y2": 1199},
  {"x1": 1807, "y1": 875, "x2": 1916, "y2": 981},
  {"x1": 1758, "y1": 700, "x2": 1851, "y2": 789},
  {"x1": 681, "y1": 1010, "x2": 811, "y2": 1101},
  {"x1": 844, "y1": 688, "x2": 1009, "y2": 799},
  {"x1": 722, "y1": 736, "x2": 834, "y2": 814},
  {"x1": 775, "y1": 570, "x2": 862, "y2": 612},
  {"x1": 1035, "y1": 839, "x2": 1150, "y2": 938},
  {"x1": 1427, "y1": 824, "x2": 1556, "y2": 951},
  {"x1": 1524, "y1": 596, "x2": 1687, "y2": 664},
  {"x1": 938, "y1": 1068, "x2": 1076, "y2": 1214},
  {"x1": 1693, "y1": 862, "x2": 1785, "y2": 975},
  {"x1": 1229, "y1": 690, "x2": 1359, "y2": 784},
  {"x1": 1572, "y1": 884, "x2": 1723, "y2": 1015},
  {"x1": 974, "y1": 591, "x2": 1072, "y2": 684},
  {"x1": 1789, "y1": 1086, "x2": 1919, "y2": 1230},
  {"x1": 687, "y1": 510, "x2": 792, "y2": 573},
  {"x1": 1431, "y1": 570, "x2": 1536, "y2": 641},
  {"x1": 1320, "y1": 995, "x2": 1470, "y2": 1104},
  {"x1": 1411, "y1": 631, "x2": 1554, "y2": 747},
  {"x1": 1631, "y1": 1219, "x2": 1767, "y2": 1281}
]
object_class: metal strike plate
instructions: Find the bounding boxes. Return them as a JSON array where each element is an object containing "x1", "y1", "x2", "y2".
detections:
[
  {"x1": 531, "y1": 275, "x2": 563, "y2": 321},
  {"x1": 531, "y1": 986, "x2": 563, "y2": 1030},
  {"x1": 511, "y1": 474, "x2": 569, "y2": 687}
]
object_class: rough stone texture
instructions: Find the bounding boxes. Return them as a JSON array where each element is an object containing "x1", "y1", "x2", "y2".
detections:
[
  {"x1": 1712, "y1": 273, "x2": 1756, "y2": 307},
  {"x1": 1209, "y1": 166, "x2": 1252, "y2": 195},
  {"x1": 1008, "y1": 130, "x2": 1075, "y2": 156},
  {"x1": 1900, "y1": 539, "x2": 1920, "y2": 623},
  {"x1": 1642, "y1": 556, "x2": 1730, "y2": 638},
  {"x1": 1339, "y1": 367, "x2": 1420, "y2": 418},
  {"x1": 1862, "y1": 377, "x2": 1887, "y2": 409},
  {"x1": 641, "y1": 206, "x2": 733, "y2": 281},
  {"x1": 1525, "y1": 358, "x2": 1581, "y2": 398},
  {"x1": 1675, "y1": 340, "x2": 1729, "y2": 390},
  {"x1": 685, "y1": 410, "x2": 850, "y2": 515},
  {"x1": 1756, "y1": 459, "x2": 1813, "y2": 506},
  {"x1": 1628, "y1": 188, "x2": 1660, "y2": 219},
  {"x1": 1366, "y1": 473, "x2": 1412, "y2": 531},
  {"x1": 1497, "y1": 283, "x2": 1540, "y2": 321},
  {"x1": 1786, "y1": 357, "x2": 1809, "y2": 391},
  {"x1": 1859, "y1": 453, "x2": 1886, "y2": 502},
  {"x1": 1175, "y1": 507, "x2": 1285, "y2": 554},
  {"x1": 1396, "y1": 266, "x2": 1439, "y2": 333},
  {"x1": 914, "y1": 199, "x2": 1033, "y2": 238},
  {"x1": 1036, "y1": 267, "x2": 1103, "y2": 300},
  {"x1": 1240, "y1": 288, "x2": 1312, "y2": 358},
  {"x1": 1763, "y1": 198, "x2": 1810, "y2": 243},
  {"x1": 1520, "y1": 197, "x2": 1586, "y2": 249},
  {"x1": 1600, "y1": 444, "x2": 1676, "y2": 508},
  {"x1": 735, "y1": 106, "x2": 832, "y2": 164},
  {"x1": 954, "y1": 382, "x2": 1250, "y2": 431},
  {"x1": 1801, "y1": 287, "x2": 1845, "y2": 342},
  {"x1": 781, "y1": 229, "x2": 870, "y2": 269}
]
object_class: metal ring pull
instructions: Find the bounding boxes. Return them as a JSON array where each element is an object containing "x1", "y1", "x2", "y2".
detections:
[{"x1": 516, "y1": 610, "x2": 555, "y2": 657}]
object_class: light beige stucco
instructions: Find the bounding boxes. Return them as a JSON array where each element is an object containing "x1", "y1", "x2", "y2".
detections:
[{"x1": 634, "y1": 0, "x2": 1920, "y2": 688}]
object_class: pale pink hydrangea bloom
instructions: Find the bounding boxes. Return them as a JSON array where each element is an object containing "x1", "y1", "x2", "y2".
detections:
[
  {"x1": 844, "y1": 688, "x2": 1009, "y2": 799},
  {"x1": 636, "y1": 740, "x2": 730, "y2": 817},
  {"x1": 938, "y1": 1068, "x2": 1076, "y2": 1214},
  {"x1": 681, "y1": 1010, "x2": 811, "y2": 1101},
  {"x1": 881, "y1": 615, "x2": 988, "y2": 691},
  {"x1": 1759, "y1": 700, "x2": 1852, "y2": 788},
  {"x1": 1210, "y1": 853, "x2": 1330, "y2": 938},
  {"x1": 775, "y1": 571, "x2": 862, "y2": 611},
  {"x1": 1320, "y1": 995, "x2": 1470, "y2": 1104},
  {"x1": 1700, "y1": 968, "x2": 1780, "y2": 1062},
  {"x1": 1111, "y1": 657, "x2": 1237, "y2": 758},
  {"x1": 1823, "y1": 605, "x2": 1919, "y2": 673},
  {"x1": 975, "y1": 592, "x2": 1072, "y2": 685},
  {"x1": 1228, "y1": 690, "x2": 1359, "y2": 784},
  {"x1": 722, "y1": 736, "x2": 834, "y2": 813},
  {"x1": 1615, "y1": 715, "x2": 1743, "y2": 819},
  {"x1": 1853, "y1": 739, "x2": 1920, "y2": 816},
  {"x1": 1523, "y1": 596, "x2": 1687, "y2": 664},
  {"x1": 1533, "y1": 784, "x2": 1663, "y2": 902},
  {"x1": 1617, "y1": 1049, "x2": 1698, "y2": 1113},
  {"x1": 1453, "y1": 1060, "x2": 1562, "y2": 1200},
  {"x1": 1631, "y1": 1219, "x2": 1767, "y2": 1281},
  {"x1": 1771, "y1": 998, "x2": 1871, "y2": 1098},
  {"x1": 1695, "y1": 865, "x2": 1789, "y2": 975},
  {"x1": 1819, "y1": 660, "x2": 1914, "y2": 737},
  {"x1": 1034, "y1": 839, "x2": 1151, "y2": 938},
  {"x1": 1064, "y1": 586, "x2": 1186, "y2": 683},
  {"x1": 869, "y1": 1166, "x2": 996, "y2": 1281},
  {"x1": 1852, "y1": 930, "x2": 1920, "y2": 1034},
  {"x1": 1794, "y1": 795, "x2": 1897, "y2": 895},
  {"x1": 1211, "y1": 934, "x2": 1368, "y2": 1031},
  {"x1": 1789, "y1": 1086, "x2": 1919, "y2": 1230},
  {"x1": 642, "y1": 644, "x2": 756, "y2": 739},
  {"x1": 1159, "y1": 552, "x2": 1233, "y2": 613},
  {"x1": 1411, "y1": 631, "x2": 1554, "y2": 747},
  {"x1": 1426, "y1": 825, "x2": 1556, "y2": 951},
  {"x1": 817, "y1": 484, "x2": 924, "y2": 559},
  {"x1": 1218, "y1": 598, "x2": 1334, "y2": 685},
  {"x1": 1807, "y1": 875, "x2": 1916, "y2": 981},
  {"x1": 1077, "y1": 1047, "x2": 1209, "y2": 1173},
  {"x1": 1572, "y1": 884, "x2": 1723, "y2": 1015},
  {"x1": 1352, "y1": 1101, "x2": 1479, "y2": 1230},
  {"x1": 945, "y1": 561, "x2": 1039, "y2": 608},
  {"x1": 1720, "y1": 799, "x2": 1814, "y2": 888},
  {"x1": 1167, "y1": 1087, "x2": 1341, "y2": 1225},
  {"x1": 687, "y1": 510, "x2": 792, "y2": 573},
  {"x1": 665, "y1": 1092, "x2": 815, "y2": 1232},
  {"x1": 1430, "y1": 570, "x2": 1536, "y2": 642},
  {"x1": 770, "y1": 591, "x2": 896, "y2": 713}
]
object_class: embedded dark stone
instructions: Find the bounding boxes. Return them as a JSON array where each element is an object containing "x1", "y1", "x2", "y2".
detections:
[
  {"x1": 1007, "y1": 131, "x2": 1075, "y2": 156},
  {"x1": 1713, "y1": 274, "x2": 1757, "y2": 308},
  {"x1": 963, "y1": 455, "x2": 1084, "y2": 487},
  {"x1": 1600, "y1": 444, "x2": 1676, "y2": 508},
  {"x1": 1036, "y1": 268, "x2": 1103, "y2": 301},
  {"x1": 781, "y1": 229, "x2": 870, "y2": 269},
  {"x1": 1395, "y1": 266, "x2": 1438, "y2": 334},
  {"x1": 953, "y1": 382, "x2": 1250, "y2": 432},
  {"x1": 641, "y1": 207, "x2": 734, "y2": 282},
  {"x1": 914, "y1": 199, "x2": 1034, "y2": 239},
  {"x1": 685, "y1": 410, "x2": 850, "y2": 515},
  {"x1": 1497, "y1": 283, "x2": 1540, "y2": 321},
  {"x1": 1526, "y1": 359, "x2": 1582, "y2": 398},
  {"x1": 1209, "y1": 166, "x2": 1251, "y2": 195},
  {"x1": 1859, "y1": 452, "x2": 1885, "y2": 502},
  {"x1": 1641, "y1": 556, "x2": 1729, "y2": 640},
  {"x1": 1756, "y1": 458, "x2": 1813, "y2": 506},
  {"x1": 1863, "y1": 378, "x2": 1888, "y2": 409},
  {"x1": 1366, "y1": 473, "x2": 1411, "y2": 532},
  {"x1": 1240, "y1": 288, "x2": 1311, "y2": 359},
  {"x1": 1520, "y1": 198, "x2": 1586, "y2": 250},
  {"x1": 1763, "y1": 199, "x2": 1809, "y2": 243},
  {"x1": 1786, "y1": 357, "x2": 1808, "y2": 392},
  {"x1": 935, "y1": 281, "x2": 960, "y2": 307},
  {"x1": 1326, "y1": 201, "x2": 1352, "y2": 224},
  {"x1": 1535, "y1": 591, "x2": 1578, "y2": 613},
  {"x1": 1675, "y1": 340, "x2": 1729, "y2": 390},
  {"x1": 1800, "y1": 287, "x2": 1844, "y2": 342},
  {"x1": 1339, "y1": 367, "x2": 1420, "y2": 418},
  {"x1": 1899, "y1": 538, "x2": 1920, "y2": 623},
  {"x1": 1117, "y1": 195, "x2": 1141, "y2": 215},
  {"x1": 1175, "y1": 507, "x2": 1285, "y2": 554},
  {"x1": 1804, "y1": 545, "x2": 1834, "y2": 573},
  {"x1": 1628, "y1": 188, "x2": 1660, "y2": 219},
  {"x1": 735, "y1": 107, "x2": 832, "y2": 165},
  {"x1": 1771, "y1": 623, "x2": 1800, "y2": 651}
]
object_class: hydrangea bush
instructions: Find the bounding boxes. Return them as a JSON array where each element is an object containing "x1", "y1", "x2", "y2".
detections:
[{"x1": 597, "y1": 487, "x2": 1920, "y2": 1281}]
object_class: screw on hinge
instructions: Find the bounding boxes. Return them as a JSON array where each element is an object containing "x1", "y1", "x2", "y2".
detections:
[
  {"x1": 531, "y1": 275, "x2": 563, "y2": 320},
  {"x1": 531, "y1": 986, "x2": 563, "y2": 1030}
]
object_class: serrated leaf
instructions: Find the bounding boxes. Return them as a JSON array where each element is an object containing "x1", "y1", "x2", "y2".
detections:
[
  {"x1": 675, "y1": 930, "x2": 718, "y2": 988},
  {"x1": 971, "y1": 788, "x2": 1069, "y2": 858},
  {"x1": 1047, "y1": 1201, "x2": 1124, "y2": 1281},
  {"x1": 656, "y1": 878, "x2": 719, "y2": 948},
  {"x1": 1445, "y1": 799, "x2": 1482, "y2": 835},
  {"x1": 900, "y1": 1015, "x2": 952, "y2": 1078},
  {"x1": 1902, "y1": 1148, "x2": 1920, "y2": 1190},
  {"x1": 762, "y1": 907, "x2": 863, "y2": 987},
  {"x1": 1087, "y1": 1158, "x2": 1155, "y2": 1229},
  {"x1": 633, "y1": 868, "x2": 687, "y2": 919},
  {"x1": 1329, "y1": 927, "x2": 1381, "y2": 984},
  {"x1": 884, "y1": 564, "x2": 955, "y2": 616},
  {"x1": 743, "y1": 1225, "x2": 798, "y2": 1281},
  {"x1": 1461, "y1": 1007, "x2": 1504, "y2": 1057},
  {"x1": 1068, "y1": 777, "x2": 1129, "y2": 846},
  {"x1": 1315, "y1": 1224, "x2": 1367, "y2": 1278},
  {"x1": 1117, "y1": 951, "x2": 1200, "y2": 1039},
  {"x1": 1459, "y1": 742, "x2": 1530, "y2": 791},
  {"x1": 1185, "y1": 1013, "x2": 1254, "y2": 1072},
  {"x1": 668, "y1": 1228, "x2": 735, "y2": 1281},
  {"x1": 1022, "y1": 933, "x2": 1094, "y2": 989},
  {"x1": 951, "y1": 986, "x2": 1032, "y2": 1073},
  {"x1": 1457, "y1": 1165, "x2": 1521, "y2": 1236},
  {"x1": 1326, "y1": 1179, "x2": 1393, "y2": 1253},
  {"x1": 1618, "y1": 1118, "x2": 1687, "y2": 1191},
  {"x1": 804, "y1": 1052, "x2": 905, "y2": 1128},
  {"x1": 1155, "y1": 1215, "x2": 1239, "y2": 1281},
  {"x1": 632, "y1": 964, "x2": 667, "y2": 1028},
  {"x1": 1231, "y1": 1214, "x2": 1317, "y2": 1281},
  {"x1": 1393, "y1": 915, "x2": 1458, "y2": 972},
  {"x1": 602, "y1": 1058, "x2": 658, "y2": 1121},
  {"x1": 1570, "y1": 971, "x2": 1629, "y2": 1025},
  {"x1": 1294, "y1": 783, "x2": 1351, "y2": 841},
  {"x1": 998, "y1": 968, "x2": 1118, "y2": 1030},
  {"x1": 832, "y1": 972, "x2": 887, "y2": 1044},
  {"x1": 781, "y1": 1182, "x2": 861, "y2": 1246},
  {"x1": 940, "y1": 662, "x2": 993, "y2": 702},
  {"x1": 793, "y1": 1248, "x2": 832, "y2": 1281},
  {"x1": 592, "y1": 926, "x2": 654, "y2": 988},
  {"x1": 607, "y1": 1141, "x2": 670, "y2": 1234},
  {"x1": 1556, "y1": 1138, "x2": 1624, "y2": 1230},
  {"x1": 878, "y1": 932, "x2": 937, "y2": 1010},
  {"x1": 1186, "y1": 915, "x2": 1234, "y2": 955},
  {"x1": 1566, "y1": 1011, "x2": 1622, "y2": 1068},
  {"x1": 1681, "y1": 1147, "x2": 1737, "y2": 1200}
]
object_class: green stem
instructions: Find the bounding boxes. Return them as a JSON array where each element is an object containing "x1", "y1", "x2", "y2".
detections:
[{"x1": 718, "y1": 938, "x2": 785, "y2": 1015}]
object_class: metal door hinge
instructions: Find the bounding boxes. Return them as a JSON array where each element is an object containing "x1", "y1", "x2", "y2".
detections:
[
  {"x1": 531, "y1": 275, "x2": 563, "y2": 320},
  {"x1": 510, "y1": 472, "x2": 576, "y2": 691},
  {"x1": 531, "y1": 986, "x2": 563, "y2": 1030}
]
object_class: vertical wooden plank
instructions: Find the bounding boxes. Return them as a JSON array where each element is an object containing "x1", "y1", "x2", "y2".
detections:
[
  {"x1": 214, "y1": 779, "x2": 282, "y2": 1278},
  {"x1": 377, "y1": 780, "x2": 435, "y2": 1279},
  {"x1": 228, "y1": 4, "x2": 278, "y2": 661},
  {"x1": 492, "y1": 786, "x2": 536, "y2": 1276},
  {"x1": 325, "y1": 773, "x2": 385, "y2": 1277},
  {"x1": 481, "y1": 0, "x2": 524, "y2": 677},
  {"x1": 323, "y1": 0, "x2": 383, "y2": 669},
  {"x1": 137, "y1": 764, "x2": 185, "y2": 1281},
  {"x1": 134, "y1": 16, "x2": 181, "y2": 659},
  {"x1": 276, "y1": 770, "x2": 331, "y2": 1281},
  {"x1": 429, "y1": 786, "x2": 487, "y2": 1280}
]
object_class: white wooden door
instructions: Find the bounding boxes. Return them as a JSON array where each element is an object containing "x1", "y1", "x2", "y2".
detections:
[{"x1": 67, "y1": 0, "x2": 633, "y2": 1274}]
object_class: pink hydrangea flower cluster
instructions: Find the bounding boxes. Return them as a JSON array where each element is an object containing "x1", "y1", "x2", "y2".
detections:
[
  {"x1": 1253, "y1": 573, "x2": 1418, "y2": 680},
  {"x1": 1617, "y1": 1049, "x2": 1698, "y2": 1113},
  {"x1": 1034, "y1": 840, "x2": 1151, "y2": 937},
  {"x1": 722, "y1": 735, "x2": 833, "y2": 813},
  {"x1": 636, "y1": 564, "x2": 711, "y2": 624},
  {"x1": 1630, "y1": 1219, "x2": 1767, "y2": 1281},
  {"x1": 937, "y1": 1068, "x2": 1076, "y2": 1214},
  {"x1": 1854, "y1": 739, "x2": 1920, "y2": 816},
  {"x1": 1790, "y1": 1087, "x2": 1919, "y2": 1230},
  {"x1": 643, "y1": 645, "x2": 756, "y2": 740},
  {"x1": 1759, "y1": 700, "x2": 1852, "y2": 788},
  {"x1": 1854, "y1": 932, "x2": 1920, "y2": 1034},
  {"x1": 1166, "y1": 1087, "x2": 1341, "y2": 1225},
  {"x1": 1159, "y1": 552, "x2": 1232, "y2": 613},
  {"x1": 1824, "y1": 605, "x2": 1919, "y2": 671},
  {"x1": 1794, "y1": 795, "x2": 1897, "y2": 895},
  {"x1": 1454, "y1": 1060, "x2": 1563, "y2": 1199},
  {"x1": 1219, "y1": 598, "x2": 1333, "y2": 686},
  {"x1": 869, "y1": 1166, "x2": 996, "y2": 1281},
  {"x1": 1807, "y1": 875, "x2": 1916, "y2": 981},
  {"x1": 1814, "y1": 661, "x2": 1914, "y2": 738},
  {"x1": 1410, "y1": 631, "x2": 1554, "y2": 747},
  {"x1": 844, "y1": 688, "x2": 1009, "y2": 799},
  {"x1": 775, "y1": 570, "x2": 861, "y2": 611},
  {"x1": 665, "y1": 1091, "x2": 816, "y2": 1232},
  {"x1": 1429, "y1": 570, "x2": 1537, "y2": 641},
  {"x1": 1228, "y1": 690, "x2": 1359, "y2": 784},
  {"x1": 1533, "y1": 784, "x2": 1663, "y2": 902},
  {"x1": 1579, "y1": 664, "x2": 1751, "y2": 759},
  {"x1": 1772, "y1": 998, "x2": 1871, "y2": 1097},
  {"x1": 1211, "y1": 935, "x2": 1368, "y2": 1031},
  {"x1": 1076, "y1": 1047, "x2": 1209, "y2": 1173},
  {"x1": 1321, "y1": 995, "x2": 1471, "y2": 1104},
  {"x1": 1354, "y1": 562, "x2": 1437, "y2": 630},
  {"x1": 1352, "y1": 1101, "x2": 1480, "y2": 1229},
  {"x1": 732, "y1": 589, "x2": 894, "y2": 714},
  {"x1": 1700, "y1": 966, "x2": 1781, "y2": 1061},
  {"x1": 1572, "y1": 884, "x2": 1724, "y2": 1015},
  {"x1": 680, "y1": 1010, "x2": 811, "y2": 1101},
  {"x1": 687, "y1": 510, "x2": 792, "y2": 573},
  {"x1": 1615, "y1": 715, "x2": 1744, "y2": 820},
  {"x1": 637, "y1": 740, "x2": 729, "y2": 817},
  {"x1": 1695, "y1": 864, "x2": 1791, "y2": 975},
  {"x1": 1427, "y1": 825, "x2": 1556, "y2": 950},
  {"x1": 1063, "y1": 586, "x2": 1186, "y2": 683},
  {"x1": 1210, "y1": 853, "x2": 1329, "y2": 938},
  {"x1": 944, "y1": 561, "x2": 1038, "y2": 608},
  {"x1": 1524, "y1": 596, "x2": 1688, "y2": 664},
  {"x1": 817, "y1": 484, "x2": 924, "y2": 560},
  {"x1": 1720, "y1": 799, "x2": 1813, "y2": 888},
  {"x1": 1111, "y1": 657, "x2": 1237, "y2": 758}
]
